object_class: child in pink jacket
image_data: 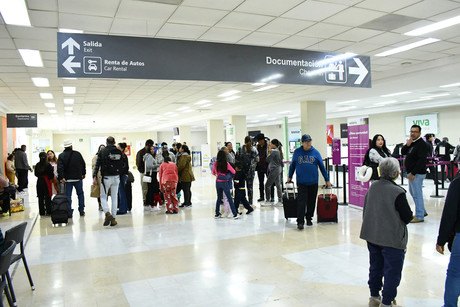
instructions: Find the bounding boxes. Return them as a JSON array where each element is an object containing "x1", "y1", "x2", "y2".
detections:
[{"x1": 158, "y1": 156, "x2": 179, "y2": 214}]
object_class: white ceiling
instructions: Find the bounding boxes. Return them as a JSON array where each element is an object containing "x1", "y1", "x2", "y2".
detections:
[{"x1": 1, "y1": 0, "x2": 460, "y2": 133}]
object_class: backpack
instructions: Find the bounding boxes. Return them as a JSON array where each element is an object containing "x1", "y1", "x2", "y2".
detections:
[
  {"x1": 237, "y1": 147, "x2": 252, "y2": 173},
  {"x1": 102, "y1": 146, "x2": 123, "y2": 176}
]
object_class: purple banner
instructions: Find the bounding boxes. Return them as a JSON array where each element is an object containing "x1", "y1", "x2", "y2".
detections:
[
  {"x1": 347, "y1": 118, "x2": 369, "y2": 208},
  {"x1": 332, "y1": 138, "x2": 341, "y2": 165}
]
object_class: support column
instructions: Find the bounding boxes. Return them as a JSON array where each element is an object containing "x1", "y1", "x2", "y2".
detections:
[
  {"x1": 1, "y1": 116, "x2": 7, "y2": 175},
  {"x1": 301, "y1": 101, "x2": 327, "y2": 185},
  {"x1": 207, "y1": 120, "x2": 224, "y2": 158},
  {"x1": 178, "y1": 125, "x2": 191, "y2": 145},
  {"x1": 229, "y1": 115, "x2": 247, "y2": 148}
]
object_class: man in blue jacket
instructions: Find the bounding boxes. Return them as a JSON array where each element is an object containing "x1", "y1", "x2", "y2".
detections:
[{"x1": 288, "y1": 134, "x2": 331, "y2": 230}]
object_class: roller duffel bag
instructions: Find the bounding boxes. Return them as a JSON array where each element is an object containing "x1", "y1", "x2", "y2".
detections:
[
  {"x1": 51, "y1": 184, "x2": 70, "y2": 225},
  {"x1": 317, "y1": 187, "x2": 338, "y2": 223},
  {"x1": 282, "y1": 182, "x2": 297, "y2": 220}
]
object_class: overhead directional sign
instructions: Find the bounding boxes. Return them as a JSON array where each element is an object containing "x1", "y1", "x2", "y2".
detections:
[
  {"x1": 57, "y1": 33, "x2": 371, "y2": 88},
  {"x1": 7, "y1": 113, "x2": 37, "y2": 128}
]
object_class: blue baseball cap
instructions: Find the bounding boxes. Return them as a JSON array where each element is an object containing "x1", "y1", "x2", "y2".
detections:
[{"x1": 301, "y1": 134, "x2": 312, "y2": 142}]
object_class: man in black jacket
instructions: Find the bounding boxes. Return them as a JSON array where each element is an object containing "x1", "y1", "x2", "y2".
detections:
[
  {"x1": 436, "y1": 175, "x2": 460, "y2": 306},
  {"x1": 401, "y1": 125, "x2": 428, "y2": 223},
  {"x1": 14, "y1": 145, "x2": 32, "y2": 192},
  {"x1": 57, "y1": 139, "x2": 86, "y2": 216},
  {"x1": 136, "y1": 139, "x2": 153, "y2": 206}
]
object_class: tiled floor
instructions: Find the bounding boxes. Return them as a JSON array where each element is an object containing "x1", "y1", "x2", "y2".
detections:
[{"x1": 1, "y1": 168, "x2": 451, "y2": 306}]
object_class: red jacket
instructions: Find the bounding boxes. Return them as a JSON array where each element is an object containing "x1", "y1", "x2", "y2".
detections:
[{"x1": 159, "y1": 161, "x2": 178, "y2": 184}]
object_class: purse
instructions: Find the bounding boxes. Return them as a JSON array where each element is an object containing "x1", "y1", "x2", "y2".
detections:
[{"x1": 143, "y1": 171, "x2": 152, "y2": 183}]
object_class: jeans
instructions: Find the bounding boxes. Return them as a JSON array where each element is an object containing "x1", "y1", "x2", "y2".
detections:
[
  {"x1": 215, "y1": 181, "x2": 237, "y2": 216},
  {"x1": 65, "y1": 180, "x2": 85, "y2": 213},
  {"x1": 100, "y1": 175, "x2": 120, "y2": 217},
  {"x1": 16, "y1": 169, "x2": 28, "y2": 192},
  {"x1": 118, "y1": 174, "x2": 128, "y2": 213},
  {"x1": 367, "y1": 242, "x2": 405, "y2": 305},
  {"x1": 408, "y1": 173, "x2": 426, "y2": 220},
  {"x1": 297, "y1": 183, "x2": 318, "y2": 225},
  {"x1": 444, "y1": 233, "x2": 460, "y2": 307}
]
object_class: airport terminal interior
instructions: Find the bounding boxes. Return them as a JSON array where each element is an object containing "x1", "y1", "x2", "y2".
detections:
[{"x1": 1, "y1": 0, "x2": 460, "y2": 306}]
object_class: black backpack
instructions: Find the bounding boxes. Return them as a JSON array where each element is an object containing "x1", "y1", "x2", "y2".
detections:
[
  {"x1": 102, "y1": 146, "x2": 123, "y2": 176},
  {"x1": 237, "y1": 147, "x2": 252, "y2": 173}
]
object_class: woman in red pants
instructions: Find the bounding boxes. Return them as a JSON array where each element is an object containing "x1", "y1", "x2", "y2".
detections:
[{"x1": 159, "y1": 156, "x2": 179, "y2": 214}]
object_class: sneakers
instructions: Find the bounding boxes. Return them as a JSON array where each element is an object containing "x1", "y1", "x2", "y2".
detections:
[
  {"x1": 103, "y1": 212, "x2": 114, "y2": 226},
  {"x1": 214, "y1": 213, "x2": 221, "y2": 219},
  {"x1": 410, "y1": 218, "x2": 424, "y2": 223},
  {"x1": 110, "y1": 218, "x2": 117, "y2": 226},
  {"x1": 297, "y1": 224, "x2": 304, "y2": 230},
  {"x1": 261, "y1": 201, "x2": 272, "y2": 207},
  {"x1": 369, "y1": 296, "x2": 381, "y2": 307},
  {"x1": 233, "y1": 214, "x2": 239, "y2": 220},
  {"x1": 379, "y1": 300, "x2": 401, "y2": 307},
  {"x1": 275, "y1": 201, "x2": 283, "y2": 207}
]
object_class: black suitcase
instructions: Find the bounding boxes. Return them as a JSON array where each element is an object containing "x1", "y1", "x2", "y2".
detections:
[
  {"x1": 282, "y1": 182, "x2": 297, "y2": 220},
  {"x1": 51, "y1": 184, "x2": 70, "y2": 225}
]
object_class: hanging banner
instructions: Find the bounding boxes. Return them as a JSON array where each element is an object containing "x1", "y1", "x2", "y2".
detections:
[
  {"x1": 57, "y1": 33, "x2": 371, "y2": 88},
  {"x1": 405, "y1": 113, "x2": 438, "y2": 136},
  {"x1": 7, "y1": 114, "x2": 37, "y2": 128},
  {"x1": 327, "y1": 124, "x2": 334, "y2": 144},
  {"x1": 332, "y1": 138, "x2": 341, "y2": 165},
  {"x1": 347, "y1": 117, "x2": 369, "y2": 208}
]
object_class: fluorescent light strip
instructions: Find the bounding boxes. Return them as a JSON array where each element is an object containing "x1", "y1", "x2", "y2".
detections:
[
  {"x1": 194, "y1": 99, "x2": 211, "y2": 105},
  {"x1": 405, "y1": 15, "x2": 460, "y2": 36},
  {"x1": 375, "y1": 38, "x2": 440, "y2": 57},
  {"x1": 63, "y1": 86, "x2": 76, "y2": 94},
  {"x1": 18, "y1": 49, "x2": 43, "y2": 67},
  {"x1": 31, "y1": 77, "x2": 49, "y2": 87},
  {"x1": 59, "y1": 28, "x2": 84, "y2": 33},
  {"x1": 183, "y1": 109, "x2": 194, "y2": 113},
  {"x1": 380, "y1": 91, "x2": 411, "y2": 97},
  {"x1": 48, "y1": 109, "x2": 57, "y2": 114},
  {"x1": 40, "y1": 93, "x2": 53, "y2": 99},
  {"x1": 200, "y1": 103, "x2": 213, "y2": 108},
  {"x1": 44, "y1": 103, "x2": 55, "y2": 108},
  {"x1": 440, "y1": 82, "x2": 460, "y2": 88},
  {"x1": 375, "y1": 100, "x2": 397, "y2": 106},
  {"x1": 0, "y1": 0, "x2": 31, "y2": 26},
  {"x1": 336, "y1": 99, "x2": 359, "y2": 105},
  {"x1": 221, "y1": 96, "x2": 240, "y2": 102},
  {"x1": 177, "y1": 106, "x2": 190, "y2": 111},
  {"x1": 64, "y1": 99, "x2": 74, "y2": 105},
  {"x1": 253, "y1": 85, "x2": 279, "y2": 92},
  {"x1": 218, "y1": 90, "x2": 240, "y2": 97},
  {"x1": 420, "y1": 93, "x2": 450, "y2": 99},
  {"x1": 405, "y1": 98, "x2": 432, "y2": 103}
]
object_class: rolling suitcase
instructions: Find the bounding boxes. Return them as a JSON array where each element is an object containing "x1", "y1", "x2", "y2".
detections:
[
  {"x1": 282, "y1": 182, "x2": 297, "y2": 220},
  {"x1": 317, "y1": 187, "x2": 338, "y2": 223},
  {"x1": 51, "y1": 184, "x2": 70, "y2": 226}
]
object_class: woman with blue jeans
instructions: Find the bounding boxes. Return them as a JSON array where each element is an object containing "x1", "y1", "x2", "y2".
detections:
[
  {"x1": 437, "y1": 173, "x2": 460, "y2": 306},
  {"x1": 212, "y1": 150, "x2": 238, "y2": 219}
]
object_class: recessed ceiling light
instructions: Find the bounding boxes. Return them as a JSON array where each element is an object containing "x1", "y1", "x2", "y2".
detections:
[
  {"x1": 253, "y1": 85, "x2": 279, "y2": 92},
  {"x1": 380, "y1": 91, "x2": 411, "y2": 97},
  {"x1": 177, "y1": 106, "x2": 190, "y2": 111},
  {"x1": 375, "y1": 100, "x2": 397, "y2": 106},
  {"x1": 18, "y1": 49, "x2": 43, "y2": 67},
  {"x1": 31, "y1": 77, "x2": 49, "y2": 87},
  {"x1": 440, "y1": 82, "x2": 460, "y2": 88},
  {"x1": 64, "y1": 98, "x2": 74, "y2": 105},
  {"x1": 251, "y1": 120, "x2": 260, "y2": 123},
  {"x1": 221, "y1": 96, "x2": 240, "y2": 102},
  {"x1": 40, "y1": 93, "x2": 53, "y2": 99},
  {"x1": 405, "y1": 15, "x2": 460, "y2": 36},
  {"x1": 405, "y1": 98, "x2": 431, "y2": 103},
  {"x1": 64, "y1": 107, "x2": 73, "y2": 111},
  {"x1": 63, "y1": 86, "x2": 76, "y2": 94},
  {"x1": 48, "y1": 109, "x2": 57, "y2": 114},
  {"x1": 164, "y1": 112, "x2": 174, "y2": 115},
  {"x1": 375, "y1": 38, "x2": 440, "y2": 57},
  {"x1": 194, "y1": 99, "x2": 211, "y2": 105},
  {"x1": 336, "y1": 99, "x2": 359, "y2": 105},
  {"x1": 267, "y1": 117, "x2": 277, "y2": 121},
  {"x1": 183, "y1": 109, "x2": 194, "y2": 113},
  {"x1": 0, "y1": 0, "x2": 31, "y2": 26},
  {"x1": 59, "y1": 28, "x2": 83, "y2": 33},
  {"x1": 218, "y1": 90, "x2": 240, "y2": 97},
  {"x1": 44, "y1": 103, "x2": 55, "y2": 108},
  {"x1": 200, "y1": 103, "x2": 213, "y2": 108}
]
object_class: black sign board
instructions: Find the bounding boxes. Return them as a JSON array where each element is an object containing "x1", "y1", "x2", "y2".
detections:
[
  {"x1": 7, "y1": 114, "x2": 37, "y2": 128},
  {"x1": 57, "y1": 33, "x2": 371, "y2": 88},
  {"x1": 340, "y1": 123, "x2": 348, "y2": 139}
]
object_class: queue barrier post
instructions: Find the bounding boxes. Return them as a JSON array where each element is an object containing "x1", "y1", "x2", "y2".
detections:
[
  {"x1": 339, "y1": 164, "x2": 348, "y2": 206},
  {"x1": 430, "y1": 161, "x2": 444, "y2": 198}
]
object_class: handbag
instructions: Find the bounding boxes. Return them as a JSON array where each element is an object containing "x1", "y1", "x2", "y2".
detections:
[{"x1": 143, "y1": 171, "x2": 152, "y2": 183}]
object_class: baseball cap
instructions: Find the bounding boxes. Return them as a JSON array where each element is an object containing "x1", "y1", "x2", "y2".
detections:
[{"x1": 301, "y1": 134, "x2": 312, "y2": 142}]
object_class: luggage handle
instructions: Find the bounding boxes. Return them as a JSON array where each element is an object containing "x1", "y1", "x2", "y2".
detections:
[
  {"x1": 285, "y1": 182, "x2": 296, "y2": 199},
  {"x1": 321, "y1": 185, "x2": 334, "y2": 200}
]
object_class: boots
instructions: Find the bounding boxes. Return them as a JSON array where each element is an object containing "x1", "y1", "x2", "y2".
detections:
[
  {"x1": 110, "y1": 218, "x2": 117, "y2": 226},
  {"x1": 103, "y1": 212, "x2": 113, "y2": 226}
]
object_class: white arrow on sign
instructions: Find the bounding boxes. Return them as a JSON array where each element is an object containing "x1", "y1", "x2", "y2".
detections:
[
  {"x1": 61, "y1": 37, "x2": 80, "y2": 55},
  {"x1": 348, "y1": 58, "x2": 368, "y2": 85},
  {"x1": 62, "y1": 56, "x2": 81, "y2": 74}
]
